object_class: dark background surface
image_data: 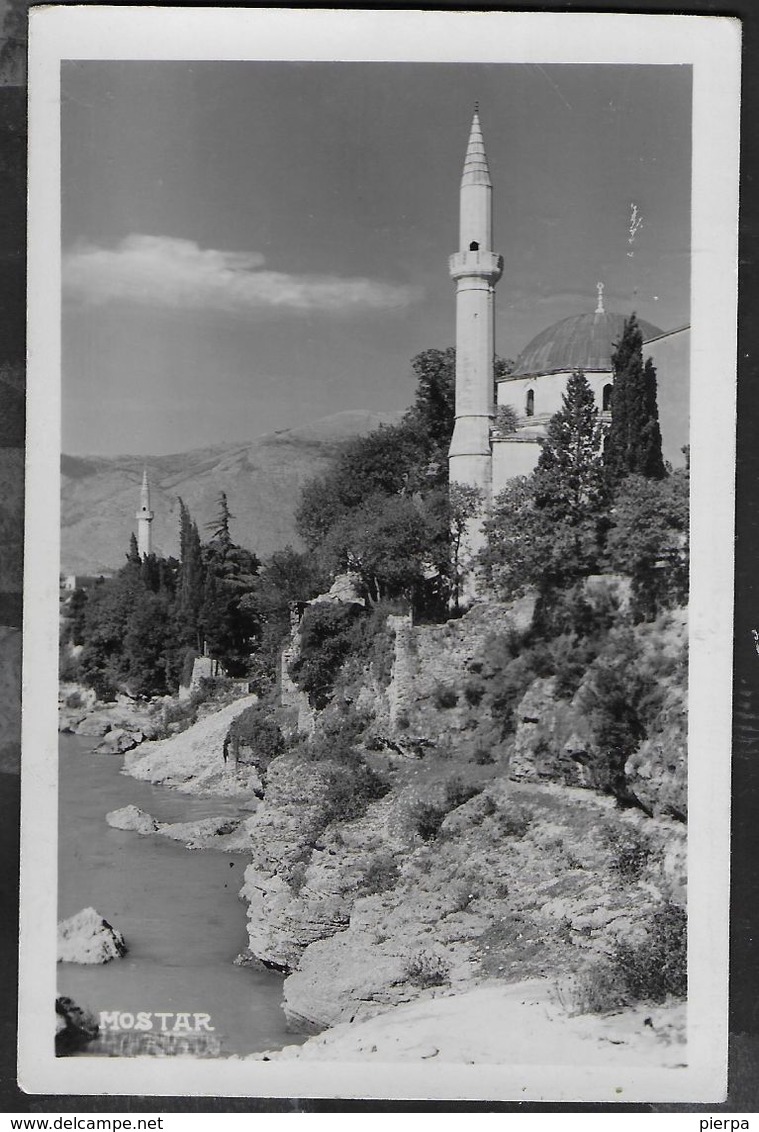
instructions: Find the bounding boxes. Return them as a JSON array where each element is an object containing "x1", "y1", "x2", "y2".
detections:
[{"x1": 0, "y1": 0, "x2": 757, "y2": 1114}]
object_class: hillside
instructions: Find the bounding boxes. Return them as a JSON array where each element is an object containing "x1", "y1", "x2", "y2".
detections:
[{"x1": 60, "y1": 410, "x2": 402, "y2": 575}]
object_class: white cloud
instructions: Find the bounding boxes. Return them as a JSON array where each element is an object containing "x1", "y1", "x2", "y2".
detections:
[{"x1": 63, "y1": 234, "x2": 422, "y2": 316}]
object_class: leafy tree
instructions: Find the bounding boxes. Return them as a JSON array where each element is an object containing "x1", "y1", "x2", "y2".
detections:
[
  {"x1": 606, "y1": 470, "x2": 689, "y2": 619},
  {"x1": 403, "y1": 347, "x2": 457, "y2": 451},
  {"x1": 479, "y1": 476, "x2": 554, "y2": 600},
  {"x1": 123, "y1": 590, "x2": 173, "y2": 696},
  {"x1": 481, "y1": 372, "x2": 608, "y2": 599},
  {"x1": 77, "y1": 569, "x2": 144, "y2": 699},
  {"x1": 448, "y1": 482, "x2": 484, "y2": 612},
  {"x1": 254, "y1": 546, "x2": 326, "y2": 668},
  {"x1": 320, "y1": 493, "x2": 444, "y2": 606},
  {"x1": 295, "y1": 420, "x2": 430, "y2": 550},
  {"x1": 605, "y1": 314, "x2": 666, "y2": 484}
]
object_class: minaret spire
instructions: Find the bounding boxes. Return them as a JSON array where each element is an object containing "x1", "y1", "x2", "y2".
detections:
[
  {"x1": 135, "y1": 467, "x2": 154, "y2": 558},
  {"x1": 448, "y1": 106, "x2": 504, "y2": 581},
  {"x1": 461, "y1": 106, "x2": 492, "y2": 190}
]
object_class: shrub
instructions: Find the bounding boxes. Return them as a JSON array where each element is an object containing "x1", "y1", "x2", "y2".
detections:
[
  {"x1": 577, "y1": 633, "x2": 652, "y2": 801},
  {"x1": 473, "y1": 744, "x2": 495, "y2": 765},
  {"x1": 360, "y1": 854, "x2": 400, "y2": 895},
  {"x1": 288, "y1": 601, "x2": 363, "y2": 709},
  {"x1": 550, "y1": 632, "x2": 602, "y2": 700},
  {"x1": 464, "y1": 680, "x2": 485, "y2": 707},
  {"x1": 449, "y1": 881, "x2": 479, "y2": 913},
  {"x1": 344, "y1": 599, "x2": 405, "y2": 687},
  {"x1": 288, "y1": 860, "x2": 309, "y2": 896},
  {"x1": 497, "y1": 804, "x2": 533, "y2": 838},
  {"x1": 321, "y1": 758, "x2": 390, "y2": 825},
  {"x1": 403, "y1": 950, "x2": 450, "y2": 989},
  {"x1": 300, "y1": 706, "x2": 368, "y2": 763},
  {"x1": 434, "y1": 684, "x2": 458, "y2": 709},
  {"x1": 612, "y1": 902, "x2": 687, "y2": 1002},
  {"x1": 299, "y1": 718, "x2": 391, "y2": 827},
  {"x1": 556, "y1": 963, "x2": 629, "y2": 1016},
  {"x1": 228, "y1": 702, "x2": 284, "y2": 771},
  {"x1": 603, "y1": 824, "x2": 651, "y2": 883},
  {"x1": 65, "y1": 691, "x2": 83, "y2": 709},
  {"x1": 414, "y1": 776, "x2": 482, "y2": 841}
]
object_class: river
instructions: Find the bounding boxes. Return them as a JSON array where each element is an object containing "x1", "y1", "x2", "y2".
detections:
[{"x1": 57, "y1": 733, "x2": 304, "y2": 1057}]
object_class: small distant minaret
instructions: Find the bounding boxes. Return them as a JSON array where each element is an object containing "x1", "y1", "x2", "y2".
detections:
[
  {"x1": 448, "y1": 106, "x2": 504, "y2": 548},
  {"x1": 136, "y1": 468, "x2": 154, "y2": 558}
]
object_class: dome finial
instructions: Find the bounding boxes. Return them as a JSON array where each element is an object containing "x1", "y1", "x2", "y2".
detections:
[
  {"x1": 595, "y1": 281, "x2": 605, "y2": 315},
  {"x1": 474, "y1": 99, "x2": 479, "y2": 114}
]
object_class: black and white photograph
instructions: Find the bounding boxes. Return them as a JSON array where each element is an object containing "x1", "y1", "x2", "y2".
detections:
[{"x1": 18, "y1": 8, "x2": 739, "y2": 1102}]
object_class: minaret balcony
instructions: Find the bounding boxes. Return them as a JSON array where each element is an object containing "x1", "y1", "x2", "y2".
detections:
[{"x1": 449, "y1": 250, "x2": 503, "y2": 284}]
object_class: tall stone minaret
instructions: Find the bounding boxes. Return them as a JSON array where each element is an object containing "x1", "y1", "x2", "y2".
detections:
[
  {"x1": 448, "y1": 106, "x2": 503, "y2": 550},
  {"x1": 136, "y1": 468, "x2": 154, "y2": 558}
]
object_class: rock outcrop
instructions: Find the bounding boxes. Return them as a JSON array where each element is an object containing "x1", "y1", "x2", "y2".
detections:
[
  {"x1": 57, "y1": 907, "x2": 127, "y2": 964},
  {"x1": 106, "y1": 804, "x2": 159, "y2": 834},
  {"x1": 240, "y1": 740, "x2": 686, "y2": 1031},
  {"x1": 123, "y1": 694, "x2": 259, "y2": 796},
  {"x1": 55, "y1": 995, "x2": 99, "y2": 1056},
  {"x1": 60, "y1": 690, "x2": 163, "y2": 749},
  {"x1": 95, "y1": 727, "x2": 142, "y2": 755}
]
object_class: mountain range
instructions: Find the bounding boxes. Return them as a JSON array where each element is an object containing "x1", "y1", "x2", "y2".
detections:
[{"x1": 60, "y1": 410, "x2": 402, "y2": 576}]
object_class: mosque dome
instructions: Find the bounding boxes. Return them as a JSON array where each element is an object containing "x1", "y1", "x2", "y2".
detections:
[{"x1": 511, "y1": 311, "x2": 664, "y2": 378}]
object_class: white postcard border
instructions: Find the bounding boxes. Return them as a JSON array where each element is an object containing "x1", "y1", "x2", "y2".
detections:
[{"x1": 20, "y1": 7, "x2": 741, "y2": 1101}]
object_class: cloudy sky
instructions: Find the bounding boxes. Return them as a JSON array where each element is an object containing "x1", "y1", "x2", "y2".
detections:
[{"x1": 61, "y1": 61, "x2": 691, "y2": 456}]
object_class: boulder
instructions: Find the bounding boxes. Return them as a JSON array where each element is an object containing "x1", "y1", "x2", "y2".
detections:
[
  {"x1": 106, "y1": 805, "x2": 159, "y2": 835},
  {"x1": 55, "y1": 995, "x2": 99, "y2": 1056},
  {"x1": 57, "y1": 907, "x2": 127, "y2": 964},
  {"x1": 74, "y1": 714, "x2": 113, "y2": 738},
  {"x1": 95, "y1": 727, "x2": 139, "y2": 755}
]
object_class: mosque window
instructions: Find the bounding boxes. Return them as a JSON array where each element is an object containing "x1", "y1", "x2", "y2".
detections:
[
  {"x1": 526, "y1": 389, "x2": 535, "y2": 417},
  {"x1": 469, "y1": 241, "x2": 479, "y2": 251},
  {"x1": 602, "y1": 383, "x2": 613, "y2": 411}
]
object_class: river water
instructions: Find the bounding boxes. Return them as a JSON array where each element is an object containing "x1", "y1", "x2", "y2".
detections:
[{"x1": 57, "y1": 734, "x2": 304, "y2": 1057}]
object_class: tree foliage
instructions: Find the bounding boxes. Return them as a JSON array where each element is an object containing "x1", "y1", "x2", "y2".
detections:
[
  {"x1": 319, "y1": 492, "x2": 447, "y2": 607},
  {"x1": 606, "y1": 470, "x2": 689, "y2": 619},
  {"x1": 481, "y1": 371, "x2": 607, "y2": 598},
  {"x1": 72, "y1": 494, "x2": 261, "y2": 696},
  {"x1": 605, "y1": 314, "x2": 666, "y2": 484}
]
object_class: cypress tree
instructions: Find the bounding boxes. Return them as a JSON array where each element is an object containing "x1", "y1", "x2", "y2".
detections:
[
  {"x1": 605, "y1": 314, "x2": 666, "y2": 484},
  {"x1": 531, "y1": 370, "x2": 607, "y2": 584},
  {"x1": 175, "y1": 499, "x2": 205, "y2": 651},
  {"x1": 534, "y1": 369, "x2": 606, "y2": 522},
  {"x1": 640, "y1": 357, "x2": 666, "y2": 479}
]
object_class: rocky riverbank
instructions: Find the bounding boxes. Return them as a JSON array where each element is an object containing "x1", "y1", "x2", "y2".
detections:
[{"x1": 61, "y1": 595, "x2": 688, "y2": 1067}]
